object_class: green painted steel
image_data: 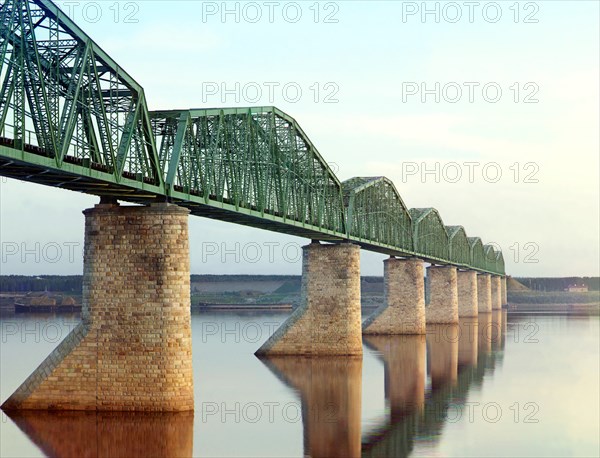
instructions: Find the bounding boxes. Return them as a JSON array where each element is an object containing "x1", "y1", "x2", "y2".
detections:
[
  {"x1": 495, "y1": 250, "x2": 505, "y2": 275},
  {"x1": 468, "y1": 237, "x2": 487, "y2": 271},
  {"x1": 409, "y1": 208, "x2": 449, "y2": 263},
  {"x1": 0, "y1": 0, "x2": 162, "y2": 186},
  {"x1": 151, "y1": 108, "x2": 345, "y2": 236},
  {"x1": 484, "y1": 244, "x2": 500, "y2": 274},
  {"x1": 0, "y1": 0, "x2": 506, "y2": 275},
  {"x1": 342, "y1": 176, "x2": 412, "y2": 252},
  {"x1": 446, "y1": 225, "x2": 471, "y2": 267}
]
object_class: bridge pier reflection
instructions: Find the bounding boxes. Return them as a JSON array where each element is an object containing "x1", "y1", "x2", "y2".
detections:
[
  {"x1": 427, "y1": 324, "x2": 459, "y2": 389},
  {"x1": 365, "y1": 335, "x2": 426, "y2": 418},
  {"x1": 458, "y1": 317, "x2": 479, "y2": 369},
  {"x1": 478, "y1": 312, "x2": 493, "y2": 355},
  {"x1": 362, "y1": 311, "x2": 506, "y2": 457},
  {"x1": 4, "y1": 410, "x2": 194, "y2": 458},
  {"x1": 362, "y1": 336, "x2": 424, "y2": 458},
  {"x1": 491, "y1": 310, "x2": 506, "y2": 353},
  {"x1": 258, "y1": 356, "x2": 362, "y2": 458},
  {"x1": 363, "y1": 257, "x2": 426, "y2": 335},
  {"x1": 256, "y1": 242, "x2": 362, "y2": 356}
]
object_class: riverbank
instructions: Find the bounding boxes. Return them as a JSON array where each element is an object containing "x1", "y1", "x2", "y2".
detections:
[
  {"x1": 508, "y1": 302, "x2": 599, "y2": 316},
  {"x1": 193, "y1": 303, "x2": 293, "y2": 311}
]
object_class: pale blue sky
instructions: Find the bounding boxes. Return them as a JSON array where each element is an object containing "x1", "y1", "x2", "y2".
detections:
[{"x1": 1, "y1": 1, "x2": 598, "y2": 276}]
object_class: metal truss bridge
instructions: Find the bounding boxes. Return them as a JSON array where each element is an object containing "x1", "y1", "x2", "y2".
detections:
[{"x1": 0, "y1": 0, "x2": 505, "y2": 275}]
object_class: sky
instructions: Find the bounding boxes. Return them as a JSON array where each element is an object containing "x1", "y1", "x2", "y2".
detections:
[{"x1": 0, "y1": 0, "x2": 598, "y2": 277}]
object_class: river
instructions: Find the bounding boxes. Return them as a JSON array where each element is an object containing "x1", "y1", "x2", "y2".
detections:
[{"x1": 0, "y1": 311, "x2": 598, "y2": 457}]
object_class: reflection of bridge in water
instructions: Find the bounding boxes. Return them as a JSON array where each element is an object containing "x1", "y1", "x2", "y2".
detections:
[
  {"x1": 361, "y1": 311, "x2": 506, "y2": 458},
  {"x1": 4, "y1": 410, "x2": 194, "y2": 457},
  {"x1": 258, "y1": 356, "x2": 363, "y2": 458},
  {"x1": 6, "y1": 311, "x2": 507, "y2": 457},
  {"x1": 254, "y1": 311, "x2": 506, "y2": 458}
]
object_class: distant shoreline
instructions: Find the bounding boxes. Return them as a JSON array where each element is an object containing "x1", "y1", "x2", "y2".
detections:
[
  {"x1": 3, "y1": 303, "x2": 597, "y2": 316},
  {"x1": 508, "y1": 302, "x2": 599, "y2": 316},
  {"x1": 193, "y1": 303, "x2": 293, "y2": 311}
]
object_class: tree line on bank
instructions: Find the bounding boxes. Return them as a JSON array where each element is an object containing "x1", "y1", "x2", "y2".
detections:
[
  {"x1": 515, "y1": 277, "x2": 599, "y2": 291},
  {"x1": 1, "y1": 275, "x2": 598, "y2": 293}
]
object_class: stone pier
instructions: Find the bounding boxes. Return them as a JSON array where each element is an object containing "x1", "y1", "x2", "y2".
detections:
[
  {"x1": 255, "y1": 242, "x2": 362, "y2": 356},
  {"x1": 491, "y1": 275, "x2": 502, "y2": 310},
  {"x1": 477, "y1": 273, "x2": 492, "y2": 314},
  {"x1": 363, "y1": 257, "x2": 425, "y2": 335},
  {"x1": 426, "y1": 265, "x2": 458, "y2": 324},
  {"x1": 501, "y1": 276, "x2": 508, "y2": 306},
  {"x1": 2, "y1": 203, "x2": 194, "y2": 411},
  {"x1": 457, "y1": 270, "x2": 478, "y2": 317}
]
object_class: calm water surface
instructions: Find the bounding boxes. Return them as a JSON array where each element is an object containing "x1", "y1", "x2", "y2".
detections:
[{"x1": 0, "y1": 311, "x2": 598, "y2": 457}]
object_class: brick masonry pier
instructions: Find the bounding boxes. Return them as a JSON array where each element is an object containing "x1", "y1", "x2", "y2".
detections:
[
  {"x1": 426, "y1": 265, "x2": 458, "y2": 324},
  {"x1": 457, "y1": 270, "x2": 478, "y2": 317},
  {"x1": 491, "y1": 275, "x2": 502, "y2": 310},
  {"x1": 363, "y1": 257, "x2": 426, "y2": 335},
  {"x1": 477, "y1": 273, "x2": 492, "y2": 313},
  {"x1": 255, "y1": 242, "x2": 362, "y2": 356},
  {"x1": 1, "y1": 202, "x2": 194, "y2": 411}
]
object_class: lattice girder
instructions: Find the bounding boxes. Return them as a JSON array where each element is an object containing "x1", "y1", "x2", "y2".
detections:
[
  {"x1": 342, "y1": 176, "x2": 413, "y2": 252},
  {"x1": 409, "y1": 208, "x2": 449, "y2": 262},
  {"x1": 0, "y1": 0, "x2": 162, "y2": 185},
  {"x1": 150, "y1": 107, "x2": 345, "y2": 234}
]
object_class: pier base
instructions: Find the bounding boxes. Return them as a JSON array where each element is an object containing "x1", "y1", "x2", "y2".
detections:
[
  {"x1": 426, "y1": 265, "x2": 458, "y2": 324},
  {"x1": 363, "y1": 257, "x2": 425, "y2": 335},
  {"x1": 477, "y1": 273, "x2": 492, "y2": 314},
  {"x1": 255, "y1": 242, "x2": 362, "y2": 356},
  {"x1": 501, "y1": 276, "x2": 508, "y2": 306},
  {"x1": 2, "y1": 203, "x2": 194, "y2": 411}
]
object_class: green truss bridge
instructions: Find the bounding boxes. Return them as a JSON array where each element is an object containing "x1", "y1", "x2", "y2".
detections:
[{"x1": 0, "y1": 0, "x2": 504, "y2": 275}]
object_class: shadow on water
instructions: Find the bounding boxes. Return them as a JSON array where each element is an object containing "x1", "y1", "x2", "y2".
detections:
[
  {"x1": 3, "y1": 410, "x2": 194, "y2": 458},
  {"x1": 362, "y1": 312, "x2": 505, "y2": 458},
  {"x1": 256, "y1": 355, "x2": 363, "y2": 458}
]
